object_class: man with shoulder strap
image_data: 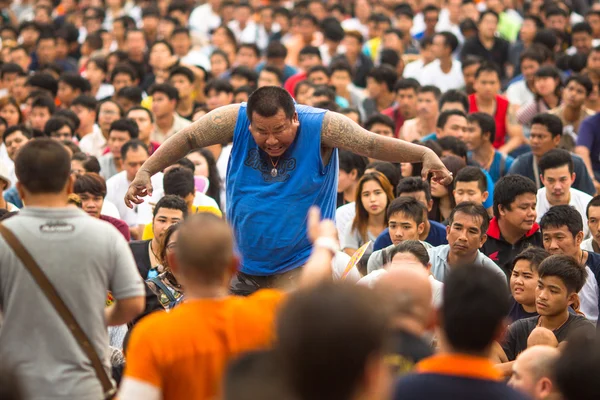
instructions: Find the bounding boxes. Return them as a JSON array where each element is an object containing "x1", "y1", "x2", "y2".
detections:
[{"x1": 0, "y1": 139, "x2": 145, "y2": 399}]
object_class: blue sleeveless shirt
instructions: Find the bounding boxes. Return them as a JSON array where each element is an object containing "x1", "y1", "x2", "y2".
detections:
[{"x1": 226, "y1": 104, "x2": 338, "y2": 275}]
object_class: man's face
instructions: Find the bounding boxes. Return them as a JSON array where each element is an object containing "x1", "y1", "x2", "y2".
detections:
[
  {"x1": 395, "y1": 15, "x2": 413, "y2": 34},
  {"x1": 57, "y1": 82, "x2": 79, "y2": 107},
  {"x1": 108, "y1": 130, "x2": 132, "y2": 158},
  {"x1": 462, "y1": 63, "x2": 480, "y2": 94},
  {"x1": 446, "y1": 211, "x2": 486, "y2": 260},
  {"x1": 572, "y1": 31, "x2": 592, "y2": 54},
  {"x1": 536, "y1": 275, "x2": 573, "y2": 317},
  {"x1": 587, "y1": 14, "x2": 600, "y2": 37},
  {"x1": 432, "y1": 34, "x2": 448, "y2": 59},
  {"x1": 547, "y1": 15, "x2": 567, "y2": 32},
  {"x1": 112, "y1": 73, "x2": 134, "y2": 94},
  {"x1": 383, "y1": 33, "x2": 403, "y2": 53},
  {"x1": 11, "y1": 49, "x2": 31, "y2": 72},
  {"x1": 206, "y1": 89, "x2": 233, "y2": 111},
  {"x1": 520, "y1": 19, "x2": 538, "y2": 43},
  {"x1": 478, "y1": 14, "x2": 498, "y2": 38},
  {"x1": 20, "y1": 27, "x2": 39, "y2": 47},
  {"x1": 308, "y1": 71, "x2": 329, "y2": 86},
  {"x1": 587, "y1": 50, "x2": 600, "y2": 72},
  {"x1": 510, "y1": 259, "x2": 539, "y2": 309},
  {"x1": 80, "y1": 191, "x2": 104, "y2": 218},
  {"x1": 508, "y1": 352, "x2": 545, "y2": 398},
  {"x1": 589, "y1": 206, "x2": 600, "y2": 246},
  {"x1": 71, "y1": 105, "x2": 95, "y2": 132},
  {"x1": 258, "y1": 70, "x2": 281, "y2": 87},
  {"x1": 388, "y1": 211, "x2": 424, "y2": 245},
  {"x1": 424, "y1": 11, "x2": 439, "y2": 32},
  {"x1": 437, "y1": 115, "x2": 467, "y2": 139},
  {"x1": 474, "y1": 71, "x2": 501, "y2": 99},
  {"x1": 170, "y1": 74, "x2": 193, "y2": 99},
  {"x1": 4, "y1": 131, "x2": 29, "y2": 160},
  {"x1": 454, "y1": 181, "x2": 487, "y2": 205},
  {"x1": 97, "y1": 102, "x2": 122, "y2": 134},
  {"x1": 249, "y1": 109, "x2": 299, "y2": 158},
  {"x1": 399, "y1": 191, "x2": 432, "y2": 211},
  {"x1": 151, "y1": 92, "x2": 175, "y2": 118},
  {"x1": 153, "y1": 207, "x2": 184, "y2": 240},
  {"x1": 299, "y1": 54, "x2": 322, "y2": 71},
  {"x1": 529, "y1": 123, "x2": 560, "y2": 158},
  {"x1": 542, "y1": 225, "x2": 582, "y2": 258},
  {"x1": 230, "y1": 75, "x2": 249, "y2": 90},
  {"x1": 127, "y1": 32, "x2": 147, "y2": 56},
  {"x1": 298, "y1": 18, "x2": 316, "y2": 41},
  {"x1": 49, "y1": 124, "x2": 73, "y2": 141},
  {"x1": 29, "y1": 106, "x2": 51, "y2": 131},
  {"x1": 521, "y1": 58, "x2": 540, "y2": 83},
  {"x1": 170, "y1": 33, "x2": 191, "y2": 56},
  {"x1": 463, "y1": 121, "x2": 486, "y2": 151},
  {"x1": 37, "y1": 38, "x2": 57, "y2": 64},
  {"x1": 397, "y1": 88, "x2": 417, "y2": 118},
  {"x1": 541, "y1": 165, "x2": 574, "y2": 205},
  {"x1": 369, "y1": 122, "x2": 394, "y2": 138},
  {"x1": 499, "y1": 193, "x2": 537, "y2": 233},
  {"x1": 342, "y1": 36, "x2": 361, "y2": 56},
  {"x1": 417, "y1": 92, "x2": 438, "y2": 117},
  {"x1": 236, "y1": 47, "x2": 259, "y2": 69},
  {"x1": 123, "y1": 147, "x2": 149, "y2": 181},
  {"x1": 128, "y1": 109, "x2": 153, "y2": 143},
  {"x1": 86, "y1": 61, "x2": 106, "y2": 86},
  {"x1": 563, "y1": 80, "x2": 588, "y2": 108}
]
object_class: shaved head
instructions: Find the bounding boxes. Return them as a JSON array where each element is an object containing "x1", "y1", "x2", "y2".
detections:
[
  {"x1": 175, "y1": 213, "x2": 235, "y2": 283},
  {"x1": 509, "y1": 345, "x2": 560, "y2": 399},
  {"x1": 527, "y1": 327, "x2": 558, "y2": 349}
]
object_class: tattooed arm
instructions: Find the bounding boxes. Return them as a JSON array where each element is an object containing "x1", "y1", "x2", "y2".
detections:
[
  {"x1": 125, "y1": 104, "x2": 239, "y2": 207},
  {"x1": 321, "y1": 111, "x2": 453, "y2": 184}
]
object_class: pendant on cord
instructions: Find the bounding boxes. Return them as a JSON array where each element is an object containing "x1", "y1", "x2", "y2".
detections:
[{"x1": 271, "y1": 168, "x2": 278, "y2": 177}]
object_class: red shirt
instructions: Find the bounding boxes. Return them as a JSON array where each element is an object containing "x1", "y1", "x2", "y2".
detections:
[
  {"x1": 382, "y1": 105, "x2": 406, "y2": 138},
  {"x1": 284, "y1": 72, "x2": 307, "y2": 98},
  {"x1": 100, "y1": 215, "x2": 131, "y2": 241},
  {"x1": 468, "y1": 94, "x2": 509, "y2": 149}
]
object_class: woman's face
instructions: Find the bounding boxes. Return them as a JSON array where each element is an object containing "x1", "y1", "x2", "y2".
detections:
[
  {"x1": 430, "y1": 180, "x2": 449, "y2": 198},
  {"x1": 400, "y1": 162, "x2": 413, "y2": 177},
  {"x1": 0, "y1": 103, "x2": 20, "y2": 126},
  {"x1": 360, "y1": 180, "x2": 388, "y2": 217},
  {"x1": 210, "y1": 54, "x2": 228, "y2": 77},
  {"x1": 186, "y1": 152, "x2": 209, "y2": 177},
  {"x1": 212, "y1": 27, "x2": 230, "y2": 47},
  {"x1": 534, "y1": 76, "x2": 558, "y2": 97},
  {"x1": 71, "y1": 159, "x2": 85, "y2": 176}
]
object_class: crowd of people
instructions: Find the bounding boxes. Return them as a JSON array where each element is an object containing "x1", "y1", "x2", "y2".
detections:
[{"x1": 2, "y1": 0, "x2": 600, "y2": 399}]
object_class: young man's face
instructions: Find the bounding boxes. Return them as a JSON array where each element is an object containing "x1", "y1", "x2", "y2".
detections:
[
  {"x1": 11, "y1": 49, "x2": 31, "y2": 72},
  {"x1": 589, "y1": 206, "x2": 600, "y2": 246},
  {"x1": 128, "y1": 109, "x2": 153, "y2": 143},
  {"x1": 536, "y1": 275, "x2": 574, "y2": 317},
  {"x1": 152, "y1": 207, "x2": 184, "y2": 241},
  {"x1": 547, "y1": 15, "x2": 567, "y2": 32},
  {"x1": 437, "y1": 115, "x2": 468, "y2": 140},
  {"x1": 463, "y1": 121, "x2": 487, "y2": 151},
  {"x1": 529, "y1": 123, "x2": 560, "y2": 158},
  {"x1": 417, "y1": 92, "x2": 438, "y2": 118},
  {"x1": 108, "y1": 130, "x2": 132, "y2": 158},
  {"x1": 446, "y1": 211, "x2": 486, "y2": 260},
  {"x1": 521, "y1": 58, "x2": 540, "y2": 84},
  {"x1": 58, "y1": 82, "x2": 80, "y2": 107},
  {"x1": 342, "y1": 36, "x2": 361, "y2": 56},
  {"x1": 383, "y1": 33, "x2": 403, "y2": 53},
  {"x1": 520, "y1": 19, "x2": 538, "y2": 43},
  {"x1": 4, "y1": 131, "x2": 29, "y2": 161},
  {"x1": 308, "y1": 71, "x2": 329, "y2": 86},
  {"x1": 542, "y1": 225, "x2": 583, "y2": 258},
  {"x1": 474, "y1": 70, "x2": 501, "y2": 99},
  {"x1": 563, "y1": 80, "x2": 588, "y2": 108},
  {"x1": 49, "y1": 124, "x2": 73, "y2": 141},
  {"x1": 234, "y1": 92, "x2": 249, "y2": 103},
  {"x1": 462, "y1": 63, "x2": 481, "y2": 94},
  {"x1": 230, "y1": 74, "x2": 250, "y2": 90},
  {"x1": 236, "y1": 47, "x2": 259, "y2": 69},
  {"x1": 454, "y1": 180, "x2": 488, "y2": 205},
  {"x1": 388, "y1": 211, "x2": 424, "y2": 245},
  {"x1": 206, "y1": 89, "x2": 233, "y2": 111},
  {"x1": 572, "y1": 31, "x2": 592, "y2": 54},
  {"x1": 478, "y1": 14, "x2": 498, "y2": 39},
  {"x1": 510, "y1": 259, "x2": 539, "y2": 308},
  {"x1": 29, "y1": 106, "x2": 51, "y2": 131},
  {"x1": 337, "y1": 167, "x2": 357, "y2": 193},
  {"x1": 432, "y1": 34, "x2": 448, "y2": 59},
  {"x1": 258, "y1": 70, "x2": 282, "y2": 88},
  {"x1": 540, "y1": 164, "x2": 575, "y2": 205},
  {"x1": 397, "y1": 88, "x2": 418, "y2": 119},
  {"x1": 123, "y1": 147, "x2": 149, "y2": 181},
  {"x1": 80, "y1": 191, "x2": 104, "y2": 218},
  {"x1": 151, "y1": 92, "x2": 175, "y2": 118},
  {"x1": 588, "y1": 50, "x2": 600, "y2": 72},
  {"x1": 37, "y1": 38, "x2": 57, "y2": 64},
  {"x1": 499, "y1": 193, "x2": 537, "y2": 233},
  {"x1": 112, "y1": 73, "x2": 134, "y2": 94},
  {"x1": 369, "y1": 122, "x2": 394, "y2": 138},
  {"x1": 169, "y1": 74, "x2": 193, "y2": 99},
  {"x1": 71, "y1": 105, "x2": 96, "y2": 132}
]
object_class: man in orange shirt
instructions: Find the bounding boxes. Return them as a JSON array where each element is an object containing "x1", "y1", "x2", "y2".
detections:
[{"x1": 118, "y1": 209, "x2": 339, "y2": 400}]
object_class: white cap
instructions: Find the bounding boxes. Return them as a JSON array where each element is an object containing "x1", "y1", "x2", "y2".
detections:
[{"x1": 0, "y1": 162, "x2": 11, "y2": 190}]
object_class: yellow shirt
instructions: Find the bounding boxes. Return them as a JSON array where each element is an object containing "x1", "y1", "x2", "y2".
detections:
[{"x1": 142, "y1": 205, "x2": 222, "y2": 240}]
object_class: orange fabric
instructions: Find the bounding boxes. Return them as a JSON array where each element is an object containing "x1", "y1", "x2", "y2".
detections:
[
  {"x1": 124, "y1": 289, "x2": 286, "y2": 400},
  {"x1": 416, "y1": 353, "x2": 503, "y2": 381}
]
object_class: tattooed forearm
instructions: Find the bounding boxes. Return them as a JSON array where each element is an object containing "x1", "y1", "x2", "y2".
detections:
[
  {"x1": 140, "y1": 104, "x2": 238, "y2": 176},
  {"x1": 321, "y1": 112, "x2": 430, "y2": 163}
]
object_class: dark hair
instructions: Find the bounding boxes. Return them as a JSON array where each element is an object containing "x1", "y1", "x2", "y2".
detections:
[
  {"x1": 439, "y1": 90, "x2": 469, "y2": 112},
  {"x1": 204, "y1": 79, "x2": 234, "y2": 96},
  {"x1": 164, "y1": 166, "x2": 195, "y2": 198},
  {"x1": 260, "y1": 65, "x2": 284, "y2": 84},
  {"x1": 455, "y1": 166, "x2": 487, "y2": 194},
  {"x1": 153, "y1": 194, "x2": 188, "y2": 219},
  {"x1": 395, "y1": 78, "x2": 420, "y2": 93},
  {"x1": 120, "y1": 139, "x2": 148, "y2": 160},
  {"x1": 493, "y1": 175, "x2": 537, "y2": 219},
  {"x1": 276, "y1": 283, "x2": 389, "y2": 400},
  {"x1": 71, "y1": 95, "x2": 98, "y2": 111},
  {"x1": 380, "y1": 48, "x2": 400, "y2": 69},
  {"x1": 44, "y1": 117, "x2": 73, "y2": 138},
  {"x1": 555, "y1": 334, "x2": 600, "y2": 400},
  {"x1": 339, "y1": 150, "x2": 368, "y2": 177},
  {"x1": 247, "y1": 86, "x2": 295, "y2": 122},
  {"x1": 565, "y1": 74, "x2": 594, "y2": 96},
  {"x1": 148, "y1": 83, "x2": 179, "y2": 102},
  {"x1": 31, "y1": 95, "x2": 56, "y2": 114},
  {"x1": 238, "y1": 43, "x2": 261, "y2": 59},
  {"x1": 519, "y1": 46, "x2": 545, "y2": 65},
  {"x1": 74, "y1": 173, "x2": 107, "y2": 198},
  {"x1": 59, "y1": 72, "x2": 91, "y2": 93},
  {"x1": 396, "y1": 177, "x2": 432, "y2": 202},
  {"x1": 448, "y1": 201, "x2": 489, "y2": 236},
  {"x1": 169, "y1": 65, "x2": 195, "y2": 83},
  {"x1": 586, "y1": 195, "x2": 600, "y2": 219},
  {"x1": 231, "y1": 66, "x2": 259, "y2": 84},
  {"x1": 322, "y1": 17, "x2": 345, "y2": 42},
  {"x1": 538, "y1": 255, "x2": 587, "y2": 294},
  {"x1": 539, "y1": 149, "x2": 574, "y2": 175},
  {"x1": 116, "y1": 87, "x2": 143, "y2": 105},
  {"x1": 438, "y1": 136, "x2": 468, "y2": 160},
  {"x1": 15, "y1": 139, "x2": 71, "y2": 194},
  {"x1": 475, "y1": 62, "x2": 501, "y2": 80},
  {"x1": 479, "y1": 9, "x2": 499, "y2": 23},
  {"x1": 533, "y1": 29, "x2": 558, "y2": 53},
  {"x1": 388, "y1": 240, "x2": 430, "y2": 266},
  {"x1": 386, "y1": 196, "x2": 426, "y2": 225},
  {"x1": 461, "y1": 55, "x2": 484, "y2": 71},
  {"x1": 0, "y1": 63, "x2": 24, "y2": 79},
  {"x1": 3, "y1": 125, "x2": 32, "y2": 143},
  {"x1": 436, "y1": 109, "x2": 466, "y2": 130},
  {"x1": 174, "y1": 157, "x2": 195, "y2": 173},
  {"x1": 418, "y1": 85, "x2": 442, "y2": 100},
  {"x1": 531, "y1": 113, "x2": 563, "y2": 138},
  {"x1": 365, "y1": 161, "x2": 401, "y2": 189},
  {"x1": 512, "y1": 246, "x2": 550, "y2": 273},
  {"x1": 366, "y1": 65, "x2": 398, "y2": 92},
  {"x1": 353, "y1": 172, "x2": 395, "y2": 241},
  {"x1": 54, "y1": 109, "x2": 80, "y2": 132},
  {"x1": 127, "y1": 105, "x2": 154, "y2": 123},
  {"x1": 109, "y1": 118, "x2": 139, "y2": 139},
  {"x1": 540, "y1": 205, "x2": 584, "y2": 239},
  {"x1": 442, "y1": 264, "x2": 510, "y2": 353},
  {"x1": 436, "y1": 31, "x2": 459, "y2": 53},
  {"x1": 188, "y1": 148, "x2": 222, "y2": 209},
  {"x1": 364, "y1": 114, "x2": 395, "y2": 133},
  {"x1": 234, "y1": 86, "x2": 254, "y2": 98},
  {"x1": 312, "y1": 85, "x2": 336, "y2": 101},
  {"x1": 72, "y1": 152, "x2": 101, "y2": 174},
  {"x1": 110, "y1": 63, "x2": 138, "y2": 83},
  {"x1": 266, "y1": 40, "x2": 288, "y2": 59},
  {"x1": 467, "y1": 112, "x2": 496, "y2": 144}
]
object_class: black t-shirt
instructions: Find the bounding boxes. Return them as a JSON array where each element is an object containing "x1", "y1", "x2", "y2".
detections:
[
  {"x1": 502, "y1": 314, "x2": 595, "y2": 361},
  {"x1": 460, "y1": 36, "x2": 510, "y2": 79},
  {"x1": 180, "y1": 101, "x2": 206, "y2": 121},
  {"x1": 507, "y1": 298, "x2": 538, "y2": 323},
  {"x1": 386, "y1": 329, "x2": 433, "y2": 377}
]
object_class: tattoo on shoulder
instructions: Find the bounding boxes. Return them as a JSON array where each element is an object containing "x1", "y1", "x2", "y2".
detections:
[
  {"x1": 322, "y1": 112, "x2": 376, "y2": 156},
  {"x1": 187, "y1": 104, "x2": 238, "y2": 148}
]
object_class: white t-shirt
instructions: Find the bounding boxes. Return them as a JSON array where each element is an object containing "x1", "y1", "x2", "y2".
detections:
[
  {"x1": 105, "y1": 171, "x2": 164, "y2": 227},
  {"x1": 418, "y1": 59, "x2": 465, "y2": 93},
  {"x1": 331, "y1": 251, "x2": 358, "y2": 282},
  {"x1": 101, "y1": 200, "x2": 121, "y2": 219},
  {"x1": 403, "y1": 59, "x2": 426, "y2": 81},
  {"x1": 336, "y1": 202, "x2": 356, "y2": 241},
  {"x1": 582, "y1": 237, "x2": 595, "y2": 252},
  {"x1": 78, "y1": 125, "x2": 106, "y2": 159},
  {"x1": 536, "y1": 187, "x2": 593, "y2": 238},
  {"x1": 580, "y1": 266, "x2": 599, "y2": 324},
  {"x1": 505, "y1": 80, "x2": 535, "y2": 107}
]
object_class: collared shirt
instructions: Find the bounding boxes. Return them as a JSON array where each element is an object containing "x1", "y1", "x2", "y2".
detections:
[
  {"x1": 536, "y1": 187, "x2": 593, "y2": 238},
  {"x1": 428, "y1": 244, "x2": 505, "y2": 283},
  {"x1": 152, "y1": 114, "x2": 192, "y2": 144}
]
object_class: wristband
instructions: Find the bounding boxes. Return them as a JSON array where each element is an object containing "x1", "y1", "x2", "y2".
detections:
[{"x1": 314, "y1": 237, "x2": 340, "y2": 255}]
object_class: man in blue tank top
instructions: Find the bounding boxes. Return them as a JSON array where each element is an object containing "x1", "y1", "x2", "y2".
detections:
[{"x1": 125, "y1": 86, "x2": 452, "y2": 294}]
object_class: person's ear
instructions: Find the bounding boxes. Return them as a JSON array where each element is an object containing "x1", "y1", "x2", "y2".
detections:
[
  {"x1": 498, "y1": 204, "x2": 506, "y2": 218},
  {"x1": 537, "y1": 377, "x2": 554, "y2": 398},
  {"x1": 575, "y1": 231, "x2": 584, "y2": 246},
  {"x1": 427, "y1": 199, "x2": 433, "y2": 212},
  {"x1": 552, "y1": 134, "x2": 561, "y2": 146},
  {"x1": 571, "y1": 172, "x2": 576, "y2": 184},
  {"x1": 292, "y1": 111, "x2": 299, "y2": 128},
  {"x1": 482, "y1": 191, "x2": 489, "y2": 203},
  {"x1": 567, "y1": 291, "x2": 578, "y2": 308},
  {"x1": 349, "y1": 168, "x2": 358, "y2": 181},
  {"x1": 479, "y1": 233, "x2": 488, "y2": 248},
  {"x1": 435, "y1": 127, "x2": 443, "y2": 138},
  {"x1": 540, "y1": 174, "x2": 546, "y2": 186},
  {"x1": 445, "y1": 224, "x2": 451, "y2": 239},
  {"x1": 65, "y1": 173, "x2": 75, "y2": 195},
  {"x1": 16, "y1": 181, "x2": 26, "y2": 204},
  {"x1": 417, "y1": 222, "x2": 425, "y2": 236}
]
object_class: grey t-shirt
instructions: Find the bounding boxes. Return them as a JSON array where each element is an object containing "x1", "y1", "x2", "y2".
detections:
[
  {"x1": 0, "y1": 207, "x2": 144, "y2": 400},
  {"x1": 99, "y1": 153, "x2": 118, "y2": 180}
]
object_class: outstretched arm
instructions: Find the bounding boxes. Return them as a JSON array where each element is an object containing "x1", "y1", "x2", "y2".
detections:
[
  {"x1": 125, "y1": 104, "x2": 239, "y2": 207},
  {"x1": 321, "y1": 111, "x2": 452, "y2": 185}
]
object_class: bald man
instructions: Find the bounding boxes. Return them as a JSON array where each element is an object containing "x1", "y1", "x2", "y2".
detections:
[
  {"x1": 376, "y1": 267, "x2": 435, "y2": 376},
  {"x1": 508, "y1": 346, "x2": 561, "y2": 400},
  {"x1": 527, "y1": 327, "x2": 559, "y2": 349}
]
